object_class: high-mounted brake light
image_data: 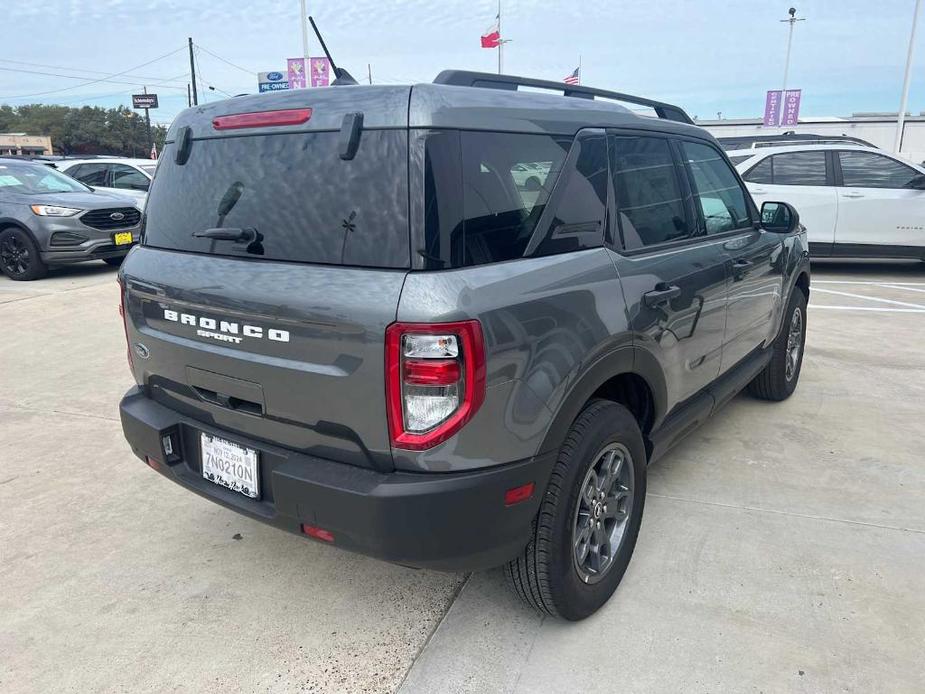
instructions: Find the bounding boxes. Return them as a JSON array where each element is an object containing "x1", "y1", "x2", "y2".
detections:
[
  {"x1": 386, "y1": 320, "x2": 486, "y2": 451},
  {"x1": 212, "y1": 108, "x2": 313, "y2": 130}
]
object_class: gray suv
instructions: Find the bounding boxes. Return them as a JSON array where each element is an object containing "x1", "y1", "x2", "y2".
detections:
[
  {"x1": 118, "y1": 71, "x2": 810, "y2": 620},
  {"x1": 0, "y1": 159, "x2": 142, "y2": 280}
]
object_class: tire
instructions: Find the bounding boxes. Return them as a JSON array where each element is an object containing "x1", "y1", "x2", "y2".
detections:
[
  {"x1": 0, "y1": 227, "x2": 47, "y2": 281},
  {"x1": 505, "y1": 399, "x2": 647, "y2": 620},
  {"x1": 103, "y1": 256, "x2": 126, "y2": 267},
  {"x1": 747, "y1": 288, "x2": 807, "y2": 401}
]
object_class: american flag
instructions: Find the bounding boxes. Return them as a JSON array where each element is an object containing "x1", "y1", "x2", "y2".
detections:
[{"x1": 563, "y1": 67, "x2": 580, "y2": 85}]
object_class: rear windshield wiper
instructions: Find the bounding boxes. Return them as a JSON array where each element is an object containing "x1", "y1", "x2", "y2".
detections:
[{"x1": 193, "y1": 227, "x2": 254, "y2": 241}]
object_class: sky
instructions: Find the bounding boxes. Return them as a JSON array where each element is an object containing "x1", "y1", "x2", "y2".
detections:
[{"x1": 2, "y1": 0, "x2": 923, "y2": 126}]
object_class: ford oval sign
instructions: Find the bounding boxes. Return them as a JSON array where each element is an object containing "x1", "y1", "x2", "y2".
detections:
[{"x1": 267, "y1": 72, "x2": 283, "y2": 81}]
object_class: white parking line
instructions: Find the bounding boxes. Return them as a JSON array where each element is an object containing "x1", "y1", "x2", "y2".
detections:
[
  {"x1": 879, "y1": 284, "x2": 925, "y2": 294},
  {"x1": 814, "y1": 280, "x2": 925, "y2": 286},
  {"x1": 811, "y1": 287, "x2": 925, "y2": 310},
  {"x1": 810, "y1": 305, "x2": 925, "y2": 313}
]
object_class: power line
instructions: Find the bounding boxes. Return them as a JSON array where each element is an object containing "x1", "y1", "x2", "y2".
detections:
[
  {"x1": 0, "y1": 66, "x2": 188, "y2": 93},
  {"x1": 193, "y1": 48, "x2": 234, "y2": 99},
  {"x1": 195, "y1": 44, "x2": 255, "y2": 76},
  {"x1": 0, "y1": 45, "x2": 187, "y2": 100},
  {"x1": 0, "y1": 58, "x2": 187, "y2": 86}
]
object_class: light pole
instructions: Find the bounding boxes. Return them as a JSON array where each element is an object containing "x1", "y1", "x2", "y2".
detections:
[
  {"x1": 894, "y1": 0, "x2": 922, "y2": 153},
  {"x1": 299, "y1": 0, "x2": 310, "y2": 60},
  {"x1": 779, "y1": 7, "x2": 805, "y2": 127}
]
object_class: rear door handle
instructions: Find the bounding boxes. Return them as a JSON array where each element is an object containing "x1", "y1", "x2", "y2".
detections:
[
  {"x1": 733, "y1": 259, "x2": 753, "y2": 268},
  {"x1": 841, "y1": 192, "x2": 864, "y2": 198},
  {"x1": 643, "y1": 283, "x2": 681, "y2": 307}
]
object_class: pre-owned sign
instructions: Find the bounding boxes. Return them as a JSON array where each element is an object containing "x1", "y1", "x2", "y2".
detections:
[
  {"x1": 257, "y1": 71, "x2": 289, "y2": 93},
  {"x1": 132, "y1": 93, "x2": 159, "y2": 109}
]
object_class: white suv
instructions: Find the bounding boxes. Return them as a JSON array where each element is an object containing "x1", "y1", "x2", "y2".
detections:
[
  {"x1": 56, "y1": 158, "x2": 156, "y2": 210},
  {"x1": 731, "y1": 144, "x2": 925, "y2": 259}
]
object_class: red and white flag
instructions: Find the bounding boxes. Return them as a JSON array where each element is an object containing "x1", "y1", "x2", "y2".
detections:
[
  {"x1": 481, "y1": 16, "x2": 501, "y2": 48},
  {"x1": 564, "y1": 67, "x2": 580, "y2": 85},
  {"x1": 150, "y1": 143, "x2": 158, "y2": 160}
]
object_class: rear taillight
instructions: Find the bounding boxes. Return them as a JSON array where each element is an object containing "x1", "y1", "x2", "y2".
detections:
[
  {"x1": 386, "y1": 320, "x2": 486, "y2": 450},
  {"x1": 212, "y1": 108, "x2": 313, "y2": 130},
  {"x1": 118, "y1": 277, "x2": 133, "y2": 376}
]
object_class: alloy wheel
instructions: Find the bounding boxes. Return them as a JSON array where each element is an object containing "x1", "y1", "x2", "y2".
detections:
[
  {"x1": 572, "y1": 442, "x2": 634, "y2": 584},
  {"x1": 785, "y1": 306, "x2": 803, "y2": 382},
  {"x1": 0, "y1": 234, "x2": 31, "y2": 277}
]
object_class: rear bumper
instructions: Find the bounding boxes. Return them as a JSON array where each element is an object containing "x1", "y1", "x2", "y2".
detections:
[{"x1": 119, "y1": 387, "x2": 554, "y2": 571}]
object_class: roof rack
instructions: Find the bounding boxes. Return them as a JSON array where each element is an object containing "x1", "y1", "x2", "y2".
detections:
[{"x1": 433, "y1": 70, "x2": 694, "y2": 125}]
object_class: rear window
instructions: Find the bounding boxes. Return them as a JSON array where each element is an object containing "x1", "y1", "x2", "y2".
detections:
[{"x1": 143, "y1": 129, "x2": 410, "y2": 268}]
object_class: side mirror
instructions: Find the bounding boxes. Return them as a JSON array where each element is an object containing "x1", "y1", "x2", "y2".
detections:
[
  {"x1": 760, "y1": 201, "x2": 800, "y2": 233},
  {"x1": 906, "y1": 173, "x2": 925, "y2": 190}
]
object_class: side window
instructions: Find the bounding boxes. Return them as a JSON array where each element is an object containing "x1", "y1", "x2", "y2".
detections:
[
  {"x1": 610, "y1": 135, "x2": 689, "y2": 249},
  {"x1": 111, "y1": 164, "x2": 150, "y2": 191},
  {"x1": 838, "y1": 150, "x2": 920, "y2": 189},
  {"x1": 770, "y1": 151, "x2": 827, "y2": 186},
  {"x1": 743, "y1": 157, "x2": 772, "y2": 184},
  {"x1": 531, "y1": 132, "x2": 607, "y2": 257},
  {"x1": 681, "y1": 141, "x2": 751, "y2": 234},
  {"x1": 70, "y1": 162, "x2": 108, "y2": 186}
]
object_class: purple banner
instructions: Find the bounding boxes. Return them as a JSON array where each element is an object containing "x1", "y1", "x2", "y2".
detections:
[
  {"x1": 781, "y1": 89, "x2": 802, "y2": 126},
  {"x1": 763, "y1": 90, "x2": 782, "y2": 126},
  {"x1": 309, "y1": 57, "x2": 330, "y2": 87},
  {"x1": 287, "y1": 58, "x2": 307, "y2": 89}
]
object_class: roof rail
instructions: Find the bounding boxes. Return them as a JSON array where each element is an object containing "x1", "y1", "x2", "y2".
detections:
[{"x1": 433, "y1": 70, "x2": 694, "y2": 125}]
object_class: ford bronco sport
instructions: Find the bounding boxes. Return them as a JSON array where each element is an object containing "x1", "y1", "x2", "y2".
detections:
[{"x1": 118, "y1": 71, "x2": 810, "y2": 620}]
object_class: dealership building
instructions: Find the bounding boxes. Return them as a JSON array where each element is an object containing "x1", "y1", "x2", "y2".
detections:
[
  {"x1": 697, "y1": 113, "x2": 925, "y2": 164},
  {"x1": 0, "y1": 132, "x2": 53, "y2": 156}
]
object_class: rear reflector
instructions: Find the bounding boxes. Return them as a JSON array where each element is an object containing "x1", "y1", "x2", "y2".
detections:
[
  {"x1": 144, "y1": 456, "x2": 161, "y2": 472},
  {"x1": 212, "y1": 108, "x2": 313, "y2": 130},
  {"x1": 504, "y1": 482, "x2": 535, "y2": 507},
  {"x1": 301, "y1": 524, "x2": 335, "y2": 543}
]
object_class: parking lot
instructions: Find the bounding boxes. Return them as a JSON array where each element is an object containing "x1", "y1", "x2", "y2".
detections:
[{"x1": 1, "y1": 259, "x2": 923, "y2": 693}]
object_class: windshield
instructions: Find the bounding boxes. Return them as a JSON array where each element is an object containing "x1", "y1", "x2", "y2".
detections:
[{"x1": 0, "y1": 162, "x2": 91, "y2": 195}]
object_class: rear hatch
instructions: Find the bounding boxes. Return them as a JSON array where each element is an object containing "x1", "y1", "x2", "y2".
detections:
[{"x1": 122, "y1": 87, "x2": 411, "y2": 471}]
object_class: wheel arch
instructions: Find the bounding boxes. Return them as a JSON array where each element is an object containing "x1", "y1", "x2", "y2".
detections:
[{"x1": 538, "y1": 346, "x2": 668, "y2": 463}]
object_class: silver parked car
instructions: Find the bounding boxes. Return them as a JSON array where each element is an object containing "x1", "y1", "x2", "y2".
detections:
[{"x1": 0, "y1": 159, "x2": 142, "y2": 280}]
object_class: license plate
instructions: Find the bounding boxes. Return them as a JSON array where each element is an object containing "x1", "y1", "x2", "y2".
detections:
[
  {"x1": 200, "y1": 433, "x2": 260, "y2": 499},
  {"x1": 113, "y1": 231, "x2": 133, "y2": 246}
]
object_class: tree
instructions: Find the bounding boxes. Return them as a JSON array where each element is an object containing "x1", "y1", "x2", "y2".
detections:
[{"x1": 0, "y1": 103, "x2": 167, "y2": 157}]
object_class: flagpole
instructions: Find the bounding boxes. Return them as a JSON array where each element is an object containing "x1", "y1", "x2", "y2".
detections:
[
  {"x1": 497, "y1": 0, "x2": 502, "y2": 74},
  {"x1": 578, "y1": 55, "x2": 582, "y2": 85}
]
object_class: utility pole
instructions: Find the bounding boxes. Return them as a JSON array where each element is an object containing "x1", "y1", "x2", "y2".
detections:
[
  {"x1": 779, "y1": 7, "x2": 804, "y2": 127},
  {"x1": 188, "y1": 37, "x2": 199, "y2": 106},
  {"x1": 894, "y1": 0, "x2": 921, "y2": 153},
  {"x1": 498, "y1": 1, "x2": 503, "y2": 74},
  {"x1": 300, "y1": 0, "x2": 310, "y2": 59},
  {"x1": 367, "y1": 63, "x2": 373, "y2": 85},
  {"x1": 143, "y1": 86, "x2": 153, "y2": 153},
  {"x1": 187, "y1": 83, "x2": 191, "y2": 108}
]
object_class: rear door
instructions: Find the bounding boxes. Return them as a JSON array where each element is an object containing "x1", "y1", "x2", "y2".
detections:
[
  {"x1": 742, "y1": 150, "x2": 837, "y2": 255},
  {"x1": 608, "y1": 132, "x2": 728, "y2": 409},
  {"x1": 680, "y1": 139, "x2": 784, "y2": 372},
  {"x1": 123, "y1": 98, "x2": 411, "y2": 472},
  {"x1": 833, "y1": 149, "x2": 925, "y2": 254}
]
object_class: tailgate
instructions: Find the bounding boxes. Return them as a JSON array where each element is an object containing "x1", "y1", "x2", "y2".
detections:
[{"x1": 123, "y1": 248, "x2": 405, "y2": 470}]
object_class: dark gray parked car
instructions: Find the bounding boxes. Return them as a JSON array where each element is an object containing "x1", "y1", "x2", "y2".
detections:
[
  {"x1": 118, "y1": 71, "x2": 810, "y2": 620},
  {"x1": 0, "y1": 159, "x2": 141, "y2": 280}
]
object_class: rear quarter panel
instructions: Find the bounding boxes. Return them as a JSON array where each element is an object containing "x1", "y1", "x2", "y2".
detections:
[{"x1": 393, "y1": 248, "x2": 631, "y2": 472}]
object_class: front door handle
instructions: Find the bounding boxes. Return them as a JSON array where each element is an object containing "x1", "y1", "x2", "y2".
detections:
[
  {"x1": 750, "y1": 188, "x2": 767, "y2": 194},
  {"x1": 643, "y1": 283, "x2": 682, "y2": 308},
  {"x1": 733, "y1": 258, "x2": 754, "y2": 268},
  {"x1": 841, "y1": 191, "x2": 864, "y2": 198}
]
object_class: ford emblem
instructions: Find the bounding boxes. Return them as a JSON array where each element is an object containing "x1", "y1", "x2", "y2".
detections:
[
  {"x1": 267, "y1": 71, "x2": 283, "y2": 81},
  {"x1": 133, "y1": 343, "x2": 150, "y2": 359},
  {"x1": 110, "y1": 212, "x2": 125, "y2": 221}
]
